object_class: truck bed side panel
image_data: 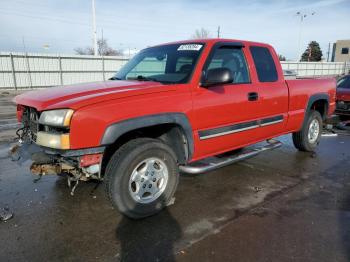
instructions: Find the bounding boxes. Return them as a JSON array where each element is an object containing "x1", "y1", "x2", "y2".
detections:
[{"x1": 285, "y1": 78, "x2": 336, "y2": 132}]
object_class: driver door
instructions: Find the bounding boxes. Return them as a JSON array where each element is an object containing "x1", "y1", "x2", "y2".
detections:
[{"x1": 192, "y1": 43, "x2": 261, "y2": 158}]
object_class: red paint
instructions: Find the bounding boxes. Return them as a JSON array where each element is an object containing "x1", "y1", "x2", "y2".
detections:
[
  {"x1": 14, "y1": 39, "x2": 336, "y2": 161},
  {"x1": 16, "y1": 104, "x2": 25, "y2": 122},
  {"x1": 337, "y1": 89, "x2": 350, "y2": 102}
]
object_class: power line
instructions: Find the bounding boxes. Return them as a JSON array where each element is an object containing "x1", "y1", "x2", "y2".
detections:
[
  {"x1": 0, "y1": 9, "x2": 216, "y2": 39},
  {"x1": 0, "y1": 6, "x2": 219, "y2": 31},
  {"x1": 4, "y1": 0, "x2": 220, "y2": 30},
  {"x1": 0, "y1": 33, "x2": 90, "y2": 45},
  {"x1": 0, "y1": 10, "x2": 90, "y2": 26},
  {"x1": 6, "y1": 0, "x2": 53, "y2": 9}
]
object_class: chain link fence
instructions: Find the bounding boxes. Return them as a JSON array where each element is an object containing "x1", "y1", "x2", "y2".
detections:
[{"x1": 0, "y1": 52, "x2": 349, "y2": 90}]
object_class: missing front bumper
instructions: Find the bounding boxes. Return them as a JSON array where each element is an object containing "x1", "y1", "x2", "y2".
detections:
[{"x1": 9, "y1": 139, "x2": 105, "y2": 195}]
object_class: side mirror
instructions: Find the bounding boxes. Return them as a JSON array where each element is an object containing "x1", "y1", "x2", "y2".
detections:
[{"x1": 201, "y1": 68, "x2": 233, "y2": 87}]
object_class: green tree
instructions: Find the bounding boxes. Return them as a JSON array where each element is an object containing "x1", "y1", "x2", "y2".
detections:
[{"x1": 300, "y1": 41, "x2": 323, "y2": 62}]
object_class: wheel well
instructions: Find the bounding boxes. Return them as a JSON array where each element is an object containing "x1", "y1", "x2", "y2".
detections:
[
  {"x1": 310, "y1": 99, "x2": 328, "y2": 120},
  {"x1": 101, "y1": 124, "x2": 189, "y2": 175}
]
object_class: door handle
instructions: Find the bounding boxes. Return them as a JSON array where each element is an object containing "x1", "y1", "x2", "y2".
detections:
[{"x1": 248, "y1": 92, "x2": 259, "y2": 101}]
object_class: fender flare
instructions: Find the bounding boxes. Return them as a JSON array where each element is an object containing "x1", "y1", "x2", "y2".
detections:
[
  {"x1": 100, "y1": 113, "x2": 194, "y2": 159},
  {"x1": 305, "y1": 93, "x2": 329, "y2": 120}
]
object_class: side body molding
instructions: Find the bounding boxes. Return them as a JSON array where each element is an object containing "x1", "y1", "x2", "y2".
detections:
[{"x1": 100, "y1": 113, "x2": 194, "y2": 158}]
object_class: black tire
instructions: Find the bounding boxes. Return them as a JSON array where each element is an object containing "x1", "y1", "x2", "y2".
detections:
[
  {"x1": 104, "y1": 138, "x2": 179, "y2": 219},
  {"x1": 292, "y1": 110, "x2": 323, "y2": 152}
]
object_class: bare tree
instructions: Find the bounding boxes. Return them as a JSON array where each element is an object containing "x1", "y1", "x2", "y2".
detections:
[
  {"x1": 278, "y1": 54, "x2": 286, "y2": 61},
  {"x1": 74, "y1": 47, "x2": 92, "y2": 55},
  {"x1": 74, "y1": 39, "x2": 122, "y2": 56},
  {"x1": 191, "y1": 28, "x2": 211, "y2": 39}
]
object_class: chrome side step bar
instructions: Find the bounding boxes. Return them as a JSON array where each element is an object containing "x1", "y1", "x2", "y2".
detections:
[{"x1": 179, "y1": 139, "x2": 282, "y2": 174}]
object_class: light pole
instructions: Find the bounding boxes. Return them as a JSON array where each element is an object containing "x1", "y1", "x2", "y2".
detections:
[
  {"x1": 92, "y1": 0, "x2": 98, "y2": 56},
  {"x1": 296, "y1": 11, "x2": 315, "y2": 61}
]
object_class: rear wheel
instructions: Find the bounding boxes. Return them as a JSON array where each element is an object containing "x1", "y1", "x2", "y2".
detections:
[
  {"x1": 105, "y1": 138, "x2": 179, "y2": 219},
  {"x1": 292, "y1": 110, "x2": 323, "y2": 152}
]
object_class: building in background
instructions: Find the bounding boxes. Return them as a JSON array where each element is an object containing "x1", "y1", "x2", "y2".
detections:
[{"x1": 332, "y1": 39, "x2": 350, "y2": 62}]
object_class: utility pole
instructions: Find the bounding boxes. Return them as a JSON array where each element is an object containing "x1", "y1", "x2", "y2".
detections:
[
  {"x1": 22, "y1": 36, "x2": 27, "y2": 52},
  {"x1": 327, "y1": 42, "x2": 331, "y2": 62},
  {"x1": 92, "y1": 0, "x2": 98, "y2": 56},
  {"x1": 217, "y1": 26, "x2": 221, "y2": 38},
  {"x1": 296, "y1": 11, "x2": 315, "y2": 61},
  {"x1": 101, "y1": 28, "x2": 104, "y2": 54}
]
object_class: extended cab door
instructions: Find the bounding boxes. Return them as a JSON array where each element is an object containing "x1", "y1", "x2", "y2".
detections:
[
  {"x1": 192, "y1": 42, "x2": 262, "y2": 159},
  {"x1": 248, "y1": 45, "x2": 289, "y2": 139}
]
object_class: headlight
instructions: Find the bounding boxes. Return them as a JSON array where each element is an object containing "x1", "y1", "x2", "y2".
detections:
[
  {"x1": 39, "y1": 109, "x2": 74, "y2": 127},
  {"x1": 36, "y1": 132, "x2": 70, "y2": 149}
]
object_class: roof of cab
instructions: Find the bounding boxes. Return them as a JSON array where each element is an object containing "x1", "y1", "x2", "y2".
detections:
[{"x1": 152, "y1": 38, "x2": 272, "y2": 48}]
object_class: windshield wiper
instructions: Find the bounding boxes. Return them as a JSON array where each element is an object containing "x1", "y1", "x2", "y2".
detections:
[
  {"x1": 128, "y1": 75, "x2": 160, "y2": 82},
  {"x1": 109, "y1": 76, "x2": 122, "y2": 80}
]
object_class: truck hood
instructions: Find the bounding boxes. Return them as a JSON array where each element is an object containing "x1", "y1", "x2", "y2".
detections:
[
  {"x1": 15, "y1": 80, "x2": 174, "y2": 111},
  {"x1": 337, "y1": 88, "x2": 350, "y2": 102}
]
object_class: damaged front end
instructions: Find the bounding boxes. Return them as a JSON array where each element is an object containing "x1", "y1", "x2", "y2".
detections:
[{"x1": 10, "y1": 106, "x2": 105, "y2": 195}]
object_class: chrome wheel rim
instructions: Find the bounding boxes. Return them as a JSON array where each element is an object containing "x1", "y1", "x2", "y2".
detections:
[
  {"x1": 308, "y1": 119, "x2": 320, "y2": 144},
  {"x1": 128, "y1": 157, "x2": 168, "y2": 204}
]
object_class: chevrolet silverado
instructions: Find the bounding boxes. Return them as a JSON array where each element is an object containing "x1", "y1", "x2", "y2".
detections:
[{"x1": 13, "y1": 39, "x2": 336, "y2": 218}]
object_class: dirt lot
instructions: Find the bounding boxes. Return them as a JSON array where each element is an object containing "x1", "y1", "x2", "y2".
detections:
[{"x1": 1, "y1": 92, "x2": 350, "y2": 262}]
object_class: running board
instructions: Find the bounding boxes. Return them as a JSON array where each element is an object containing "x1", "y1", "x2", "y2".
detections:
[{"x1": 179, "y1": 139, "x2": 282, "y2": 174}]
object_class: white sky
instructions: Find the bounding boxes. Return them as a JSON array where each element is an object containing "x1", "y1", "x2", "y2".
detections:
[{"x1": 0, "y1": 0, "x2": 349, "y2": 60}]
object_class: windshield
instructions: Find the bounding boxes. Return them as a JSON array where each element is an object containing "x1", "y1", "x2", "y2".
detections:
[{"x1": 112, "y1": 43, "x2": 204, "y2": 84}]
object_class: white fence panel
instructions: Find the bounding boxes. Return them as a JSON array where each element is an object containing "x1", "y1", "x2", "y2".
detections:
[
  {"x1": 281, "y1": 61, "x2": 348, "y2": 77},
  {"x1": 0, "y1": 52, "x2": 349, "y2": 90},
  {"x1": 0, "y1": 52, "x2": 130, "y2": 89}
]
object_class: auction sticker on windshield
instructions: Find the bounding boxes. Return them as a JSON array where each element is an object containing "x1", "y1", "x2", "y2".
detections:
[{"x1": 177, "y1": 44, "x2": 203, "y2": 51}]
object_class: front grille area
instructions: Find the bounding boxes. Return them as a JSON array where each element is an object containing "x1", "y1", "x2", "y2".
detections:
[
  {"x1": 336, "y1": 101, "x2": 350, "y2": 112},
  {"x1": 22, "y1": 107, "x2": 40, "y2": 141},
  {"x1": 21, "y1": 107, "x2": 70, "y2": 143}
]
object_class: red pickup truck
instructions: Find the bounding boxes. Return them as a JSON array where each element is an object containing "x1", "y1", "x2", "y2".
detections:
[{"x1": 14, "y1": 39, "x2": 336, "y2": 218}]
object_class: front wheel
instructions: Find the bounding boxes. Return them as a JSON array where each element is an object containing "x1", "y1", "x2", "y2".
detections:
[
  {"x1": 104, "y1": 138, "x2": 179, "y2": 219},
  {"x1": 292, "y1": 110, "x2": 323, "y2": 152}
]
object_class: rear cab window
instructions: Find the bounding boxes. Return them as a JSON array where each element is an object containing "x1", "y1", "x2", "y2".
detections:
[{"x1": 250, "y1": 46, "x2": 278, "y2": 82}]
